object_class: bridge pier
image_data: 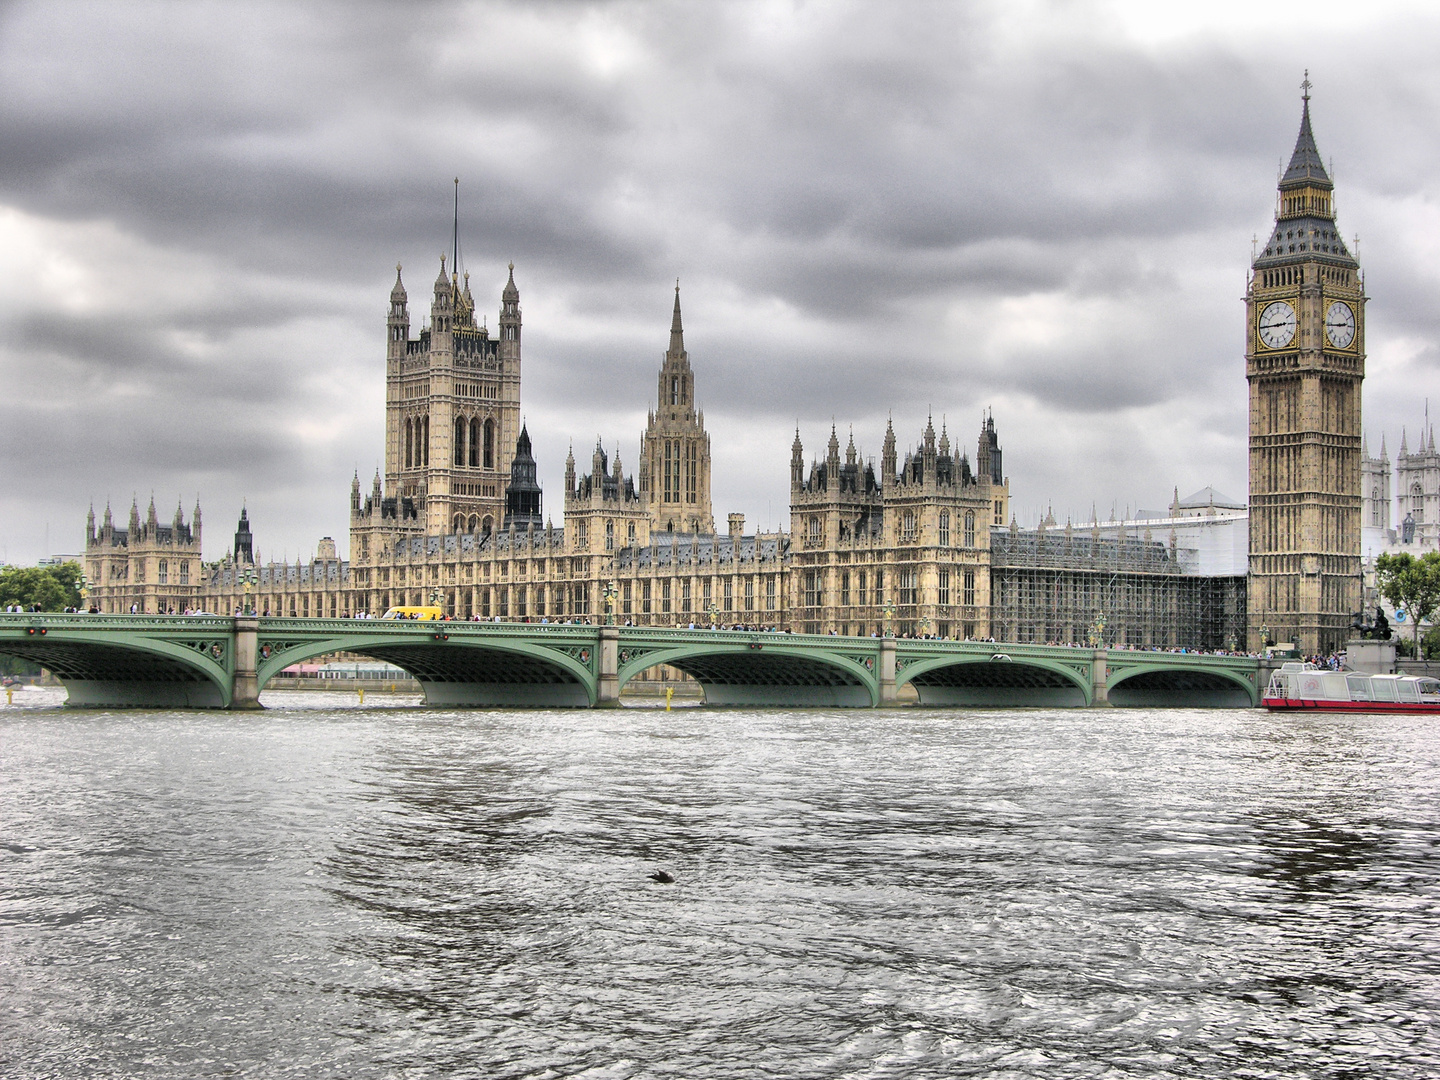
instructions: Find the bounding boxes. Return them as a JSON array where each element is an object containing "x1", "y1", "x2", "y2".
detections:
[
  {"x1": 878, "y1": 638, "x2": 897, "y2": 704},
  {"x1": 231, "y1": 615, "x2": 263, "y2": 710},
  {"x1": 1090, "y1": 649, "x2": 1108, "y2": 706},
  {"x1": 596, "y1": 626, "x2": 621, "y2": 707}
]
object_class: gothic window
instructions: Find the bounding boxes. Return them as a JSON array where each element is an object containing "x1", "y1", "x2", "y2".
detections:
[
  {"x1": 841, "y1": 572, "x2": 851, "y2": 606},
  {"x1": 994, "y1": 500, "x2": 1004, "y2": 526},
  {"x1": 858, "y1": 570, "x2": 867, "y2": 607},
  {"x1": 671, "y1": 376, "x2": 680, "y2": 406},
  {"x1": 902, "y1": 511, "x2": 915, "y2": 541},
  {"x1": 805, "y1": 571, "x2": 819, "y2": 608},
  {"x1": 453, "y1": 513, "x2": 464, "y2": 533},
  {"x1": 661, "y1": 579, "x2": 671, "y2": 614},
  {"x1": 766, "y1": 576, "x2": 777, "y2": 611},
  {"x1": 469, "y1": 418, "x2": 480, "y2": 467},
  {"x1": 622, "y1": 581, "x2": 633, "y2": 616},
  {"x1": 628, "y1": 522, "x2": 636, "y2": 545},
  {"x1": 606, "y1": 521, "x2": 614, "y2": 552},
  {"x1": 1412, "y1": 483, "x2": 1426, "y2": 523},
  {"x1": 686, "y1": 444, "x2": 698, "y2": 503},
  {"x1": 158, "y1": 560, "x2": 168, "y2": 584},
  {"x1": 808, "y1": 517, "x2": 821, "y2": 544},
  {"x1": 482, "y1": 515, "x2": 493, "y2": 536},
  {"x1": 404, "y1": 419, "x2": 413, "y2": 470},
  {"x1": 938, "y1": 512, "x2": 950, "y2": 547},
  {"x1": 483, "y1": 419, "x2": 495, "y2": 469},
  {"x1": 664, "y1": 440, "x2": 680, "y2": 502},
  {"x1": 642, "y1": 580, "x2": 652, "y2": 614},
  {"x1": 724, "y1": 577, "x2": 733, "y2": 611},
  {"x1": 576, "y1": 520, "x2": 587, "y2": 548},
  {"x1": 468, "y1": 515, "x2": 478, "y2": 533},
  {"x1": 964, "y1": 511, "x2": 976, "y2": 547},
  {"x1": 179, "y1": 562, "x2": 189, "y2": 585},
  {"x1": 421, "y1": 416, "x2": 430, "y2": 467},
  {"x1": 681, "y1": 579, "x2": 691, "y2": 611},
  {"x1": 454, "y1": 417, "x2": 466, "y2": 466},
  {"x1": 703, "y1": 579, "x2": 712, "y2": 608},
  {"x1": 744, "y1": 576, "x2": 754, "y2": 611},
  {"x1": 938, "y1": 568, "x2": 950, "y2": 606},
  {"x1": 899, "y1": 569, "x2": 916, "y2": 606}
]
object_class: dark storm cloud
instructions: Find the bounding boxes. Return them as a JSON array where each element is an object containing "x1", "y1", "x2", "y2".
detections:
[{"x1": 1, "y1": 0, "x2": 1437, "y2": 562}]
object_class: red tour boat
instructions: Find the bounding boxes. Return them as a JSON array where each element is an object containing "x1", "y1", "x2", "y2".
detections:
[{"x1": 1262, "y1": 662, "x2": 1440, "y2": 713}]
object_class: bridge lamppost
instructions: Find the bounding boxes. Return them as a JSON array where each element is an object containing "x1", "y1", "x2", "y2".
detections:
[
  {"x1": 239, "y1": 568, "x2": 257, "y2": 616},
  {"x1": 1088, "y1": 612, "x2": 1106, "y2": 648},
  {"x1": 882, "y1": 598, "x2": 896, "y2": 638},
  {"x1": 918, "y1": 616, "x2": 932, "y2": 640},
  {"x1": 707, "y1": 601, "x2": 719, "y2": 629},
  {"x1": 78, "y1": 572, "x2": 89, "y2": 614},
  {"x1": 603, "y1": 580, "x2": 618, "y2": 626}
]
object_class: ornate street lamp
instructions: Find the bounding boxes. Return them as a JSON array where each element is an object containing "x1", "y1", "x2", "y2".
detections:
[
  {"x1": 707, "y1": 601, "x2": 720, "y2": 629},
  {"x1": 78, "y1": 573, "x2": 89, "y2": 613},
  {"x1": 1088, "y1": 611, "x2": 1106, "y2": 648},
  {"x1": 918, "y1": 616, "x2": 932, "y2": 639},
  {"x1": 239, "y1": 568, "x2": 257, "y2": 616},
  {"x1": 603, "y1": 580, "x2": 618, "y2": 626},
  {"x1": 882, "y1": 598, "x2": 896, "y2": 638}
]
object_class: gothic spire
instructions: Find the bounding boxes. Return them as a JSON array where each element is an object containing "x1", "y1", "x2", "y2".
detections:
[
  {"x1": 1281, "y1": 72, "x2": 1332, "y2": 190},
  {"x1": 669, "y1": 281, "x2": 685, "y2": 358}
]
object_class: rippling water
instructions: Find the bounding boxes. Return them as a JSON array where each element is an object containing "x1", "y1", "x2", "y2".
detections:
[{"x1": 2, "y1": 688, "x2": 1438, "y2": 1078}]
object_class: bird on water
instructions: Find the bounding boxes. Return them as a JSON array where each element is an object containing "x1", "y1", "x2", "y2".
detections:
[{"x1": 648, "y1": 870, "x2": 675, "y2": 884}]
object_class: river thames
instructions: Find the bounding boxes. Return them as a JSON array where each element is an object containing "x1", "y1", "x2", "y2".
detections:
[{"x1": 2, "y1": 689, "x2": 1437, "y2": 1078}]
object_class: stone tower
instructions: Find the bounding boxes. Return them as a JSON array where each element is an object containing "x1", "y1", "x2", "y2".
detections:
[
  {"x1": 638, "y1": 286, "x2": 715, "y2": 535},
  {"x1": 383, "y1": 259, "x2": 523, "y2": 537},
  {"x1": 1246, "y1": 79, "x2": 1365, "y2": 653}
]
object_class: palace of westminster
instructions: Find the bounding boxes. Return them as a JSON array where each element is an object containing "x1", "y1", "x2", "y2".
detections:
[{"x1": 83, "y1": 89, "x2": 1428, "y2": 655}]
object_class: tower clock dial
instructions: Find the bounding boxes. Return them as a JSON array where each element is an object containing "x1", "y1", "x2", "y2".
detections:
[
  {"x1": 1325, "y1": 301, "x2": 1356, "y2": 348},
  {"x1": 1258, "y1": 300, "x2": 1297, "y2": 348}
]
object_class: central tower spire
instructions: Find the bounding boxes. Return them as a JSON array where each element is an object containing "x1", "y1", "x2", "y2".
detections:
[{"x1": 639, "y1": 283, "x2": 714, "y2": 535}]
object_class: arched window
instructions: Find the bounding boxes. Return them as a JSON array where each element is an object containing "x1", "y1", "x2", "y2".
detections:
[
  {"x1": 481, "y1": 515, "x2": 493, "y2": 536},
  {"x1": 902, "y1": 510, "x2": 915, "y2": 540},
  {"x1": 404, "y1": 418, "x2": 413, "y2": 469},
  {"x1": 454, "y1": 417, "x2": 466, "y2": 466},
  {"x1": 938, "y1": 512, "x2": 950, "y2": 547},
  {"x1": 671, "y1": 376, "x2": 680, "y2": 405},
  {"x1": 421, "y1": 416, "x2": 430, "y2": 466},
  {"x1": 468, "y1": 515, "x2": 478, "y2": 532},
  {"x1": 627, "y1": 522, "x2": 636, "y2": 545},
  {"x1": 469, "y1": 418, "x2": 480, "y2": 467},
  {"x1": 453, "y1": 513, "x2": 464, "y2": 533},
  {"x1": 606, "y1": 521, "x2": 615, "y2": 551},
  {"x1": 483, "y1": 419, "x2": 495, "y2": 469},
  {"x1": 964, "y1": 511, "x2": 976, "y2": 547},
  {"x1": 1413, "y1": 483, "x2": 1425, "y2": 523}
]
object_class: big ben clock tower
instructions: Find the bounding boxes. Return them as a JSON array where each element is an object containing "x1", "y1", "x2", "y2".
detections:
[{"x1": 1246, "y1": 77, "x2": 1365, "y2": 654}]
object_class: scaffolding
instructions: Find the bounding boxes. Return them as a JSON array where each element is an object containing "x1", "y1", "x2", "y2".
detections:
[{"x1": 990, "y1": 530, "x2": 1246, "y2": 650}]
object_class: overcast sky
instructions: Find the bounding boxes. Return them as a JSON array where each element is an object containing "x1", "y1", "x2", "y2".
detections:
[{"x1": 2, "y1": 0, "x2": 1439, "y2": 565}]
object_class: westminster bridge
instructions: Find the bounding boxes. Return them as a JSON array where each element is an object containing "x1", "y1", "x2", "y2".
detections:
[{"x1": 0, "y1": 613, "x2": 1265, "y2": 710}]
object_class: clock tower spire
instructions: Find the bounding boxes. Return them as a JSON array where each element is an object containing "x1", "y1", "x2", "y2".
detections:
[{"x1": 1246, "y1": 75, "x2": 1365, "y2": 654}]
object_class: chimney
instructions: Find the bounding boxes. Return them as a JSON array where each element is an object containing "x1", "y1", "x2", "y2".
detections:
[{"x1": 728, "y1": 513, "x2": 745, "y2": 540}]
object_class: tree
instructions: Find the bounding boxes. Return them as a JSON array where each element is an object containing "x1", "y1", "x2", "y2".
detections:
[
  {"x1": 1375, "y1": 551, "x2": 1440, "y2": 658},
  {"x1": 0, "y1": 562, "x2": 84, "y2": 612}
]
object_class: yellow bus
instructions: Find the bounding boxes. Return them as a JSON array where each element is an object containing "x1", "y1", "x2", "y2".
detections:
[{"x1": 381, "y1": 606, "x2": 444, "y2": 621}]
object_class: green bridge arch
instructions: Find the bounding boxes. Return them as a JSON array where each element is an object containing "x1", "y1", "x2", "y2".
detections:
[
  {"x1": 616, "y1": 640, "x2": 880, "y2": 707},
  {"x1": 895, "y1": 652, "x2": 1094, "y2": 707},
  {"x1": 0, "y1": 616, "x2": 235, "y2": 708},
  {"x1": 1106, "y1": 662, "x2": 1259, "y2": 708},
  {"x1": 256, "y1": 626, "x2": 600, "y2": 707}
]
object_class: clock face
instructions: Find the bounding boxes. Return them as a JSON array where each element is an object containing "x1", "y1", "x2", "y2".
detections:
[
  {"x1": 1258, "y1": 301, "x2": 1297, "y2": 349},
  {"x1": 1325, "y1": 301, "x2": 1356, "y2": 349}
]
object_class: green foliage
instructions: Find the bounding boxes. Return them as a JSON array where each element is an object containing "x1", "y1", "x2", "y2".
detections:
[
  {"x1": 0, "y1": 561, "x2": 84, "y2": 612},
  {"x1": 1375, "y1": 551, "x2": 1440, "y2": 652},
  {"x1": 1424, "y1": 626, "x2": 1440, "y2": 661}
]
